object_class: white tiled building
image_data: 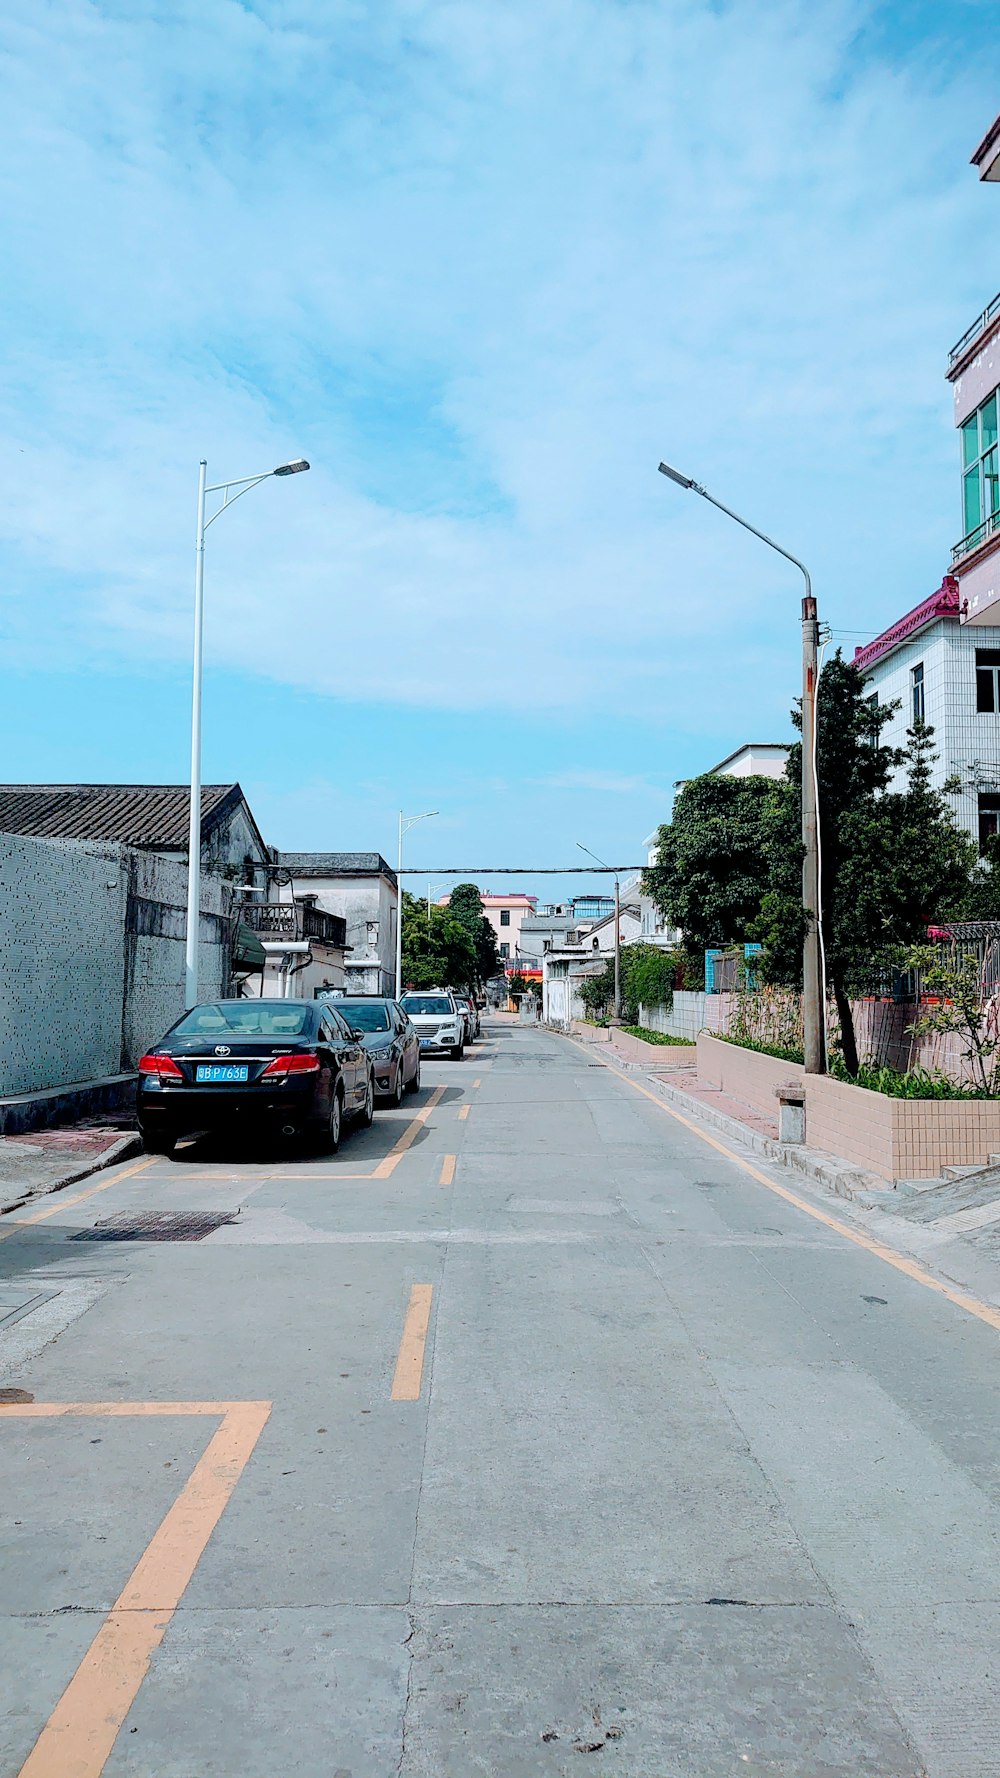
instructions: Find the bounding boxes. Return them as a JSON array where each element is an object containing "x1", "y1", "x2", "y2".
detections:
[{"x1": 854, "y1": 576, "x2": 1000, "y2": 850}]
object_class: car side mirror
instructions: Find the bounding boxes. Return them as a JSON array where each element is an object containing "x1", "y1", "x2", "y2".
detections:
[{"x1": 351, "y1": 1028, "x2": 365, "y2": 1041}]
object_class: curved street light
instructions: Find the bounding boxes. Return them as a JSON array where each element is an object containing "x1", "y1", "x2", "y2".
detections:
[
  {"x1": 185, "y1": 457, "x2": 311, "y2": 1007},
  {"x1": 657, "y1": 460, "x2": 825, "y2": 1073}
]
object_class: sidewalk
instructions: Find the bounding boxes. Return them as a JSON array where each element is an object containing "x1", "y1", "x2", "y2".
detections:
[{"x1": 0, "y1": 1115, "x2": 142, "y2": 1216}]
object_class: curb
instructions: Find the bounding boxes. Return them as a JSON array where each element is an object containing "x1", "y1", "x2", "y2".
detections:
[
  {"x1": 557, "y1": 1029, "x2": 890, "y2": 1206},
  {"x1": 0, "y1": 1132, "x2": 144, "y2": 1218}
]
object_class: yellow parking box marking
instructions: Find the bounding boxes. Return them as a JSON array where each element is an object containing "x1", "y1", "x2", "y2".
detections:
[
  {"x1": 439, "y1": 1155, "x2": 456, "y2": 1186},
  {"x1": 570, "y1": 1036, "x2": 1000, "y2": 1338},
  {"x1": 0, "y1": 1157, "x2": 156, "y2": 1245},
  {"x1": 391, "y1": 1284, "x2": 434, "y2": 1400},
  {"x1": 371, "y1": 1086, "x2": 445, "y2": 1179},
  {"x1": 3, "y1": 1399, "x2": 271, "y2": 1778},
  {"x1": 458, "y1": 1104, "x2": 470, "y2": 1121}
]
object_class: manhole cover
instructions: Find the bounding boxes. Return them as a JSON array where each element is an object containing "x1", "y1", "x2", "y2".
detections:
[{"x1": 72, "y1": 1211, "x2": 237, "y2": 1243}]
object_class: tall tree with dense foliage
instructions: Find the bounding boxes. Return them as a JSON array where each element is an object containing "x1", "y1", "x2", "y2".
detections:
[
  {"x1": 445, "y1": 883, "x2": 500, "y2": 984},
  {"x1": 757, "y1": 655, "x2": 975, "y2": 1074},
  {"x1": 642, "y1": 774, "x2": 784, "y2": 955},
  {"x1": 399, "y1": 892, "x2": 478, "y2": 992}
]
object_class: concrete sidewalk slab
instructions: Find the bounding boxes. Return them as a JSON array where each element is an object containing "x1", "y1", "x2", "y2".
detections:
[{"x1": 0, "y1": 1128, "x2": 143, "y2": 1216}]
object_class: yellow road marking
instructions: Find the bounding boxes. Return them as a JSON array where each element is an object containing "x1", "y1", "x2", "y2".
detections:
[
  {"x1": 0, "y1": 1156, "x2": 156, "y2": 1244},
  {"x1": 391, "y1": 1284, "x2": 434, "y2": 1400},
  {"x1": 580, "y1": 1043, "x2": 1000, "y2": 1336},
  {"x1": 458, "y1": 1104, "x2": 470, "y2": 1121},
  {"x1": 3, "y1": 1400, "x2": 270, "y2": 1778},
  {"x1": 472, "y1": 1078, "x2": 482, "y2": 1088},
  {"x1": 439, "y1": 1155, "x2": 456, "y2": 1186},
  {"x1": 371, "y1": 1086, "x2": 445, "y2": 1179}
]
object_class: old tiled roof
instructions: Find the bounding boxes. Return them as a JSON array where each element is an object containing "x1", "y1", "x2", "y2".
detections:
[
  {"x1": 280, "y1": 851, "x2": 397, "y2": 884},
  {"x1": 0, "y1": 784, "x2": 244, "y2": 849}
]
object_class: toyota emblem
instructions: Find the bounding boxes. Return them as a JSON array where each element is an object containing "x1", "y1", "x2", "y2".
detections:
[{"x1": 214, "y1": 1045, "x2": 231, "y2": 1056}]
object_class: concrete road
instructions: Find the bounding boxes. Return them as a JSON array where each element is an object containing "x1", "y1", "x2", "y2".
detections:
[{"x1": 2, "y1": 1018, "x2": 999, "y2": 1777}]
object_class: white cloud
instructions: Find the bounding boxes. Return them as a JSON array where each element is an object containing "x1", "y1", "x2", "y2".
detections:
[{"x1": 1, "y1": 0, "x2": 997, "y2": 733}]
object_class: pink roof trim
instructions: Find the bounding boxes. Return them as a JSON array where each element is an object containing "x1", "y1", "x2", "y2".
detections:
[{"x1": 853, "y1": 577, "x2": 960, "y2": 674}]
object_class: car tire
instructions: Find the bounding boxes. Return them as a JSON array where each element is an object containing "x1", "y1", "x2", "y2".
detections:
[
  {"x1": 406, "y1": 1056, "x2": 421, "y2": 1094},
  {"x1": 327, "y1": 1086, "x2": 344, "y2": 1154},
  {"x1": 358, "y1": 1072, "x2": 375, "y2": 1127},
  {"x1": 391, "y1": 1061, "x2": 405, "y2": 1107},
  {"x1": 451, "y1": 1042, "x2": 464, "y2": 1061},
  {"x1": 142, "y1": 1132, "x2": 176, "y2": 1158}
]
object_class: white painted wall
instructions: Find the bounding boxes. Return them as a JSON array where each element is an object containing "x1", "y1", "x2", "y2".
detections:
[{"x1": 1, "y1": 833, "x2": 231, "y2": 1096}]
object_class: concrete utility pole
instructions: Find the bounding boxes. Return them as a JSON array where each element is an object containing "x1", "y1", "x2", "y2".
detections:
[
  {"x1": 657, "y1": 462, "x2": 826, "y2": 1073},
  {"x1": 577, "y1": 842, "x2": 622, "y2": 1021},
  {"x1": 184, "y1": 455, "x2": 310, "y2": 1008}
]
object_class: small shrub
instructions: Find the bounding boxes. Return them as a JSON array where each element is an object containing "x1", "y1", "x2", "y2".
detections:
[
  {"x1": 830, "y1": 1057, "x2": 992, "y2": 1100},
  {"x1": 620, "y1": 1025, "x2": 694, "y2": 1047},
  {"x1": 716, "y1": 1033, "x2": 804, "y2": 1065}
]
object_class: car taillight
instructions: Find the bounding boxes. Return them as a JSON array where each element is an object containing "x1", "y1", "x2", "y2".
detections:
[
  {"x1": 138, "y1": 1053, "x2": 183, "y2": 1078},
  {"x1": 260, "y1": 1052, "x2": 321, "y2": 1077}
]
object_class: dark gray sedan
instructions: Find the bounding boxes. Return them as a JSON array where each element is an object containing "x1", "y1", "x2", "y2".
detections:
[{"x1": 331, "y1": 997, "x2": 421, "y2": 1105}]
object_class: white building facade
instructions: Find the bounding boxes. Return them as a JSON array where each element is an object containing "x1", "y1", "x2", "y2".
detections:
[{"x1": 855, "y1": 576, "x2": 1000, "y2": 851}]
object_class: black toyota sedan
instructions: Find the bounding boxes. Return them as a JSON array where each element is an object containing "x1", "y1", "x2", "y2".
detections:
[
  {"x1": 327, "y1": 997, "x2": 421, "y2": 1104},
  {"x1": 137, "y1": 999, "x2": 375, "y2": 1158}
]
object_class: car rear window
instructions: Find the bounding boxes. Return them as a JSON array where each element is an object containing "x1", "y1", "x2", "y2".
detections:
[
  {"x1": 401, "y1": 996, "x2": 452, "y2": 1015},
  {"x1": 345, "y1": 1003, "x2": 391, "y2": 1031},
  {"x1": 172, "y1": 1003, "x2": 314, "y2": 1038}
]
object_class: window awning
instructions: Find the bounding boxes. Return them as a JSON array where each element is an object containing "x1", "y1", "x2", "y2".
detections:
[{"x1": 232, "y1": 923, "x2": 266, "y2": 969}]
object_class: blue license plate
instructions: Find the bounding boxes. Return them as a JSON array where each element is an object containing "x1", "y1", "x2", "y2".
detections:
[
  {"x1": 195, "y1": 1064, "x2": 249, "y2": 1083},
  {"x1": 419, "y1": 1037, "x2": 437, "y2": 1048}
]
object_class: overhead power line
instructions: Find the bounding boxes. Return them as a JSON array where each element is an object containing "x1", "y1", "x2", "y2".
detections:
[{"x1": 398, "y1": 865, "x2": 643, "y2": 875}]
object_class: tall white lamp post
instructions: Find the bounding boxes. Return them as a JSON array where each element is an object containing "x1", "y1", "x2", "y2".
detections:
[
  {"x1": 394, "y1": 810, "x2": 438, "y2": 996},
  {"x1": 185, "y1": 456, "x2": 310, "y2": 1008},
  {"x1": 657, "y1": 460, "x2": 825, "y2": 1073}
]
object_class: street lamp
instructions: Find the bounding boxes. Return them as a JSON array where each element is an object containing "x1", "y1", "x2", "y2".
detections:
[
  {"x1": 577, "y1": 842, "x2": 621, "y2": 1020},
  {"x1": 395, "y1": 810, "x2": 438, "y2": 996},
  {"x1": 185, "y1": 456, "x2": 310, "y2": 1008},
  {"x1": 427, "y1": 880, "x2": 450, "y2": 922},
  {"x1": 656, "y1": 460, "x2": 825, "y2": 1073}
]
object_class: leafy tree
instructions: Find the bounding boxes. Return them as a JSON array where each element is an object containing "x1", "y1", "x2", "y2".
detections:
[
  {"x1": 758, "y1": 656, "x2": 975, "y2": 1074},
  {"x1": 643, "y1": 774, "x2": 784, "y2": 955},
  {"x1": 445, "y1": 883, "x2": 500, "y2": 984},
  {"x1": 399, "y1": 892, "x2": 477, "y2": 992},
  {"x1": 507, "y1": 972, "x2": 528, "y2": 998}
]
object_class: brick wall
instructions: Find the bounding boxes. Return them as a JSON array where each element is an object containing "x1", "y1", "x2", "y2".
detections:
[{"x1": 696, "y1": 1034, "x2": 804, "y2": 1117}]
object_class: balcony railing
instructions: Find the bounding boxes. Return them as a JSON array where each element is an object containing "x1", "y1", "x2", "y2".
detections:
[
  {"x1": 238, "y1": 900, "x2": 347, "y2": 948},
  {"x1": 952, "y1": 508, "x2": 1000, "y2": 566},
  {"x1": 949, "y1": 290, "x2": 1000, "y2": 368}
]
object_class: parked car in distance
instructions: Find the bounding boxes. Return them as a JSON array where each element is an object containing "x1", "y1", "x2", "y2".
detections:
[
  {"x1": 325, "y1": 996, "x2": 421, "y2": 1105},
  {"x1": 137, "y1": 998, "x2": 375, "y2": 1158},
  {"x1": 399, "y1": 991, "x2": 466, "y2": 1060},
  {"x1": 451, "y1": 992, "x2": 481, "y2": 1040}
]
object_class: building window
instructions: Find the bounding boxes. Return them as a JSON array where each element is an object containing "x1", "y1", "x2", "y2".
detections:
[
  {"x1": 499, "y1": 942, "x2": 509, "y2": 959},
  {"x1": 977, "y1": 649, "x2": 1000, "y2": 713},
  {"x1": 978, "y1": 794, "x2": 1000, "y2": 853},
  {"x1": 961, "y1": 391, "x2": 999, "y2": 547},
  {"x1": 911, "y1": 662, "x2": 924, "y2": 725},
  {"x1": 500, "y1": 908, "x2": 510, "y2": 926}
]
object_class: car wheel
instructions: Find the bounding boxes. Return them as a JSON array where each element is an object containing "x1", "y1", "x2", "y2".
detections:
[
  {"x1": 142, "y1": 1132, "x2": 176, "y2": 1158},
  {"x1": 328, "y1": 1086, "x2": 344, "y2": 1153},
  {"x1": 358, "y1": 1072, "x2": 375, "y2": 1127},
  {"x1": 406, "y1": 1055, "x2": 421, "y2": 1094},
  {"x1": 451, "y1": 1041, "x2": 464, "y2": 1061},
  {"x1": 391, "y1": 1060, "x2": 405, "y2": 1107}
]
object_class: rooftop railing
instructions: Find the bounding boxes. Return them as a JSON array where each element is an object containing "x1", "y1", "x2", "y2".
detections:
[
  {"x1": 952, "y1": 508, "x2": 1000, "y2": 565},
  {"x1": 948, "y1": 290, "x2": 1000, "y2": 368}
]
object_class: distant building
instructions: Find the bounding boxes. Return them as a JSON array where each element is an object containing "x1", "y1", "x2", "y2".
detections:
[
  {"x1": 673, "y1": 743, "x2": 789, "y2": 797},
  {"x1": 949, "y1": 113, "x2": 1000, "y2": 625},
  {"x1": 277, "y1": 852, "x2": 399, "y2": 995},
  {"x1": 447, "y1": 890, "x2": 537, "y2": 966}
]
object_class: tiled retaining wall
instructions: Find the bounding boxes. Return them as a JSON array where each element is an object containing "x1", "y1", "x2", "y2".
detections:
[
  {"x1": 697, "y1": 1034, "x2": 1000, "y2": 1180},
  {"x1": 696, "y1": 1034, "x2": 804, "y2": 1118}
]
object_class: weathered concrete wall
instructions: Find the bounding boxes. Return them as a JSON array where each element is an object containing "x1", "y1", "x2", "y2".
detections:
[
  {"x1": 0, "y1": 833, "x2": 232, "y2": 1096},
  {"x1": 297, "y1": 874, "x2": 397, "y2": 994}
]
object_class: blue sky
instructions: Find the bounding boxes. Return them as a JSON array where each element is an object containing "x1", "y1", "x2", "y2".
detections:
[{"x1": 2, "y1": 0, "x2": 999, "y2": 903}]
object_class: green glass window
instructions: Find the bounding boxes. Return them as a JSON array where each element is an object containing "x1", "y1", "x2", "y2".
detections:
[
  {"x1": 963, "y1": 413, "x2": 980, "y2": 467},
  {"x1": 986, "y1": 446, "x2": 999, "y2": 518},
  {"x1": 983, "y1": 395, "x2": 998, "y2": 455},
  {"x1": 965, "y1": 467, "x2": 983, "y2": 535}
]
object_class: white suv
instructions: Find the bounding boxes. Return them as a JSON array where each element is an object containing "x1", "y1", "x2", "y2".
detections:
[{"x1": 399, "y1": 991, "x2": 465, "y2": 1060}]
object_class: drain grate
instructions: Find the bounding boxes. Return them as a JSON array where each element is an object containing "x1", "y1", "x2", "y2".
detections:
[{"x1": 71, "y1": 1211, "x2": 237, "y2": 1243}]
